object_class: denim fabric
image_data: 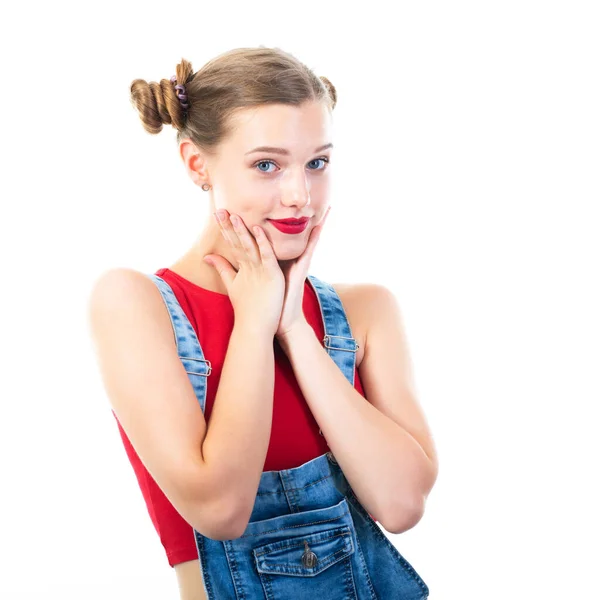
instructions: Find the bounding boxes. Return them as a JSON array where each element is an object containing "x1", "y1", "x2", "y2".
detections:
[{"x1": 147, "y1": 273, "x2": 429, "y2": 599}]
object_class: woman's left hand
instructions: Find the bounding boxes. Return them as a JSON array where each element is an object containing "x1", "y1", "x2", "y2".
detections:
[{"x1": 275, "y1": 206, "x2": 332, "y2": 341}]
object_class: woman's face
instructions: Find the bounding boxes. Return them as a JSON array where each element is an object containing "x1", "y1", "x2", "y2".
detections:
[{"x1": 205, "y1": 100, "x2": 333, "y2": 261}]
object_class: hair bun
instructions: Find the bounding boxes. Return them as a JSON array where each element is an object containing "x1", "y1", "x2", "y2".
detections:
[{"x1": 319, "y1": 76, "x2": 337, "y2": 110}]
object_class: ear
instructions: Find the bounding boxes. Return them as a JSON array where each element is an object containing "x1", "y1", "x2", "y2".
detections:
[{"x1": 180, "y1": 139, "x2": 211, "y2": 188}]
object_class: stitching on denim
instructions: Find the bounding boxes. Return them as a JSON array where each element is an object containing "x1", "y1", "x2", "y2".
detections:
[
  {"x1": 254, "y1": 529, "x2": 351, "y2": 557},
  {"x1": 195, "y1": 535, "x2": 215, "y2": 599},
  {"x1": 346, "y1": 487, "x2": 429, "y2": 596},
  {"x1": 255, "y1": 473, "x2": 333, "y2": 496},
  {"x1": 346, "y1": 553, "x2": 358, "y2": 599},
  {"x1": 223, "y1": 540, "x2": 246, "y2": 600},
  {"x1": 257, "y1": 546, "x2": 350, "y2": 571},
  {"x1": 353, "y1": 529, "x2": 378, "y2": 599},
  {"x1": 261, "y1": 572, "x2": 274, "y2": 599},
  {"x1": 240, "y1": 507, "x2": 351, "y2": 539}
]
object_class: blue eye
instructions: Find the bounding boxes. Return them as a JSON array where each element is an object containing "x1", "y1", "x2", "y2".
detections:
[
  {"x1": 253, "y1": 157, "x2": 330, "y2": 174},
  {"x1": 255, "y1": 160, "x2": 276, "y2": 173},
  {"x1": 308, "y1": 158, "x2": 329, "y2": 170}
]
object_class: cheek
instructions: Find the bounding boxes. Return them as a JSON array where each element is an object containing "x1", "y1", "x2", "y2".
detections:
[
  {"x1": 239, "y1": 207, "x2": 271, "y2": 229},
  {"x1": 220, "y1": 187, "x2": 259, "y2": 218}
]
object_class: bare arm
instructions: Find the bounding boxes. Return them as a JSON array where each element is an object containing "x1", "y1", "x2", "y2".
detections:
[
  {"x1": 201, "y1": 318, "x2": 275, "y2": 535},
  {"x1": 174, "y1": 559, "x2": 207, "y2": 600},
  {"x1": 88, "y1": 268, "x2": 275, "y2": 540}
]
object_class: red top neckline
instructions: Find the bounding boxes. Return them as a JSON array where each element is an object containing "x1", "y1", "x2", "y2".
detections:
[
  {"x1": 159, "y1": 268, "x2": 232, "y2": 300},
  {"x1": 160, "y1": 267, "x2": 311, "y2": 300}
]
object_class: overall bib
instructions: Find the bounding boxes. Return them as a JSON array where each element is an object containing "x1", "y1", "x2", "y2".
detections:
[{"x1": 147, "y1": 273, "x2": 429, "y2": 600}]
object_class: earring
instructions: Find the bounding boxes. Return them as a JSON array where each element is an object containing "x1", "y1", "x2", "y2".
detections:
[{"x1": 202, "y1": 183, "x2": 212, "y2": 191}]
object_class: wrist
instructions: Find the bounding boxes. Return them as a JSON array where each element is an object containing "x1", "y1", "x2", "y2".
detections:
[
  {"x1": 234, "y1": 321, "x2": 277, "y2": 343},
  {"x1": 276, "y1": 319, "x2": 311, "y2": 348}
]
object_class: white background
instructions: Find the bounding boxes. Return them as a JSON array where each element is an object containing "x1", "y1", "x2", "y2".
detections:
[{"x1": 1, "y1": 1, "x2": 598, "y2": 598}]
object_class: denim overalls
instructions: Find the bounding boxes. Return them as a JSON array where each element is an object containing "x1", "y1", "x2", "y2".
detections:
[{"x1": 147, "y1": 272, "x2": 429, "y2": 599}]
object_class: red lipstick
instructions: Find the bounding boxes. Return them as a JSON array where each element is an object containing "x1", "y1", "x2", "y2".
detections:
[{"x1": 267, "y1": 217, "x2": 310, "y2": 234}]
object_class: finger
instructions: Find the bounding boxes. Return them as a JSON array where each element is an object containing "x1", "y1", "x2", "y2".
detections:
[
  {"x1": 229, "y1": 214, "x2": 261, "y2": 263},
  {"x1": 299, "y1": 209, "x2": 329, "y2": 261},
  {"x1": 320, "y1": 205, "x2": 332, "y2": 227},
  {"x1": 214, "y1": 210, "x2": 234, "y2": 244},
  {"x1": 251, "y1": 224, "x2": 279, "y2": 264},
  {"x1": 310, "y1": 206, "x2": 332, "y2": 246},
  {"x1": 216, "y1": 211, "x2": 262, "y2": 266},
  {"x1": 215, "y1": 210, "x2": 244, "y2": 253},
  {"x1": 301, "y1": 207, "x2": 330, "y2": 257},
  {"x1": 203, "y1": 254, "x2": 237, "y2": 290},
  {"x1": 215, "y1": 211, "x2": 254, "y2": 271}
]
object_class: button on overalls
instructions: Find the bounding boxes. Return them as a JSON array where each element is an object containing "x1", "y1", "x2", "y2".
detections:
[{"x1": 148, "y1": 273, "x2": 429, "y2": 600}]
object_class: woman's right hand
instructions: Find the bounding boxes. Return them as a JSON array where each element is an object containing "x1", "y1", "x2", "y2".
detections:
[{"x1": 203, "y1": 210, "x2": 285, "y2": 336}]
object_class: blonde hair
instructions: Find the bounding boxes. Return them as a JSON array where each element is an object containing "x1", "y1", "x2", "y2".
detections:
[{"x1": 129, "y1": 46, "x2": 337, "y2": 157}]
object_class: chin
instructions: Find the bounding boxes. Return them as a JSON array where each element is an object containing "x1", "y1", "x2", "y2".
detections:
[
  {"x1": 275, "y1": 252, "x2": 303, "y2": 262},
  {"x1": 274, "y1": 246, "x2": 305, "y2": 261}
]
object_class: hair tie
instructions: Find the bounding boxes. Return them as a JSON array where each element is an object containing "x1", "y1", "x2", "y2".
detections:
[{"x1": 170, "y1": 75, "x2": 190, "y2": 111}]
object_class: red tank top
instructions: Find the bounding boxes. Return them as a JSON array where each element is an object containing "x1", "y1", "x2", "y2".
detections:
[{"x1": 112, "y1": 267, "x2": 371, "y2": 568}]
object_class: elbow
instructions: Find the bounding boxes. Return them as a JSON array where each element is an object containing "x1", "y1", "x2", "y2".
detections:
[
  {"x1": 216, "y1": 506, "x2": 250, "y2": 540},
  {"x1": 212, "y1": 508, "x2": 250, "y2": 541},
  {"x1": 381, "y1": 462, "x2": 437, "y2": 535},
  {"x1": 190, "y1": 511, "x2": 245, "y2": 542},
  {"x1": 205, "y1": 522, "x2": 247, "y2": 542},
  {"x1": 179, "y1": 460, "x2": 252, "y2": 541},
  {"x1": 381, "y1": 498, "x2": 426, "y2": 535},
  {"x1": 384, "y1": 457, "x2": 439, "y2": 534},
  {"x1": 183, "y1": 496, "x2": 247, "y2": 541}
]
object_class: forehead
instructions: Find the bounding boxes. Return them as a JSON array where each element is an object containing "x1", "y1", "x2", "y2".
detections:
[{"x1": 225, "y1": 101, "x2": 333, "y2": 153}]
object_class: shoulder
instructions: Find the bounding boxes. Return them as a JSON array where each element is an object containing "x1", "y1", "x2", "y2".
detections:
[
  {"x1": 331, "y1": 283, "x2": 396, "y2": 316},
  {"x1": 88, "y1": 267, "x2": 157, "y2": 304},
  {"x1": 330, "y1": 283, "x2": 393, "y2": 366},
  {"x1": 87, "y1": 268, "x2": 167, "y2": 335},
  {"x1": 332, "y1": 282, "x2": 401, "y2": 330},
  {"x1": 331, "y1": 282, "x2": 390, "y2": 304}
]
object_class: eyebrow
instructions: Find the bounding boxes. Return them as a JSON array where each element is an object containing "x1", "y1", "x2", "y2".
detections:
[{"x1": 245, "y1": 143, "x2": 333, "y2": 156}]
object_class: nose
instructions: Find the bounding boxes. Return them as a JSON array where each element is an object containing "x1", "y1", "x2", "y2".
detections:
[{"x1": 279, "y1": 168, "x2": 311, "y2": 209}]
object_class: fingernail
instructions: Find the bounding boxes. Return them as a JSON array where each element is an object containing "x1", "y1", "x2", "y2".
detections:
[{"x1": 215, "y1": 210, "x2": 226, "y2": 222}]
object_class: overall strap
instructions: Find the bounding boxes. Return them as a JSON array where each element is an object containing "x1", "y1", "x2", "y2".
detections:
[
  {"x1": 307, "y1": 274, "x2": 359, "y2": 388},
  {"x1": 145, "y1": 274, "x2": 211, "y2": 413},
  {"x1": 144, "y1": 273, "x2": 359, "y2": 424}
]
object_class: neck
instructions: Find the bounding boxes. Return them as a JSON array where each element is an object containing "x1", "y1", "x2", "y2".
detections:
[{"x1": 168, "y1": 217, "x2": 293, "y2": 295}]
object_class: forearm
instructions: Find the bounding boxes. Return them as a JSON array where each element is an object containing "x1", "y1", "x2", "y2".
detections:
[
  {"x1": 277, "y1": 321, "x2": 436, "y2": 532},
  {"x1": 202, "y1": 323, "x2": 274, "y2": 529},
  {"x1": 174, "y1": 560, "x2": 207, "y2": 600}
]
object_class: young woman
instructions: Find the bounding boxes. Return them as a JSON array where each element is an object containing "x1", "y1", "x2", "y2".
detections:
[{"x1": 88, "y1": 47, "x2": 438, "y2": 600}]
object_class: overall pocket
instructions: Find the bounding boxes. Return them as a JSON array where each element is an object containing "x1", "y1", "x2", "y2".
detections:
[
  {"x1": 253, "y1": 525, "x2": 358, "y2": 600},
  {"x1": 346, "y1": 487, "x2": 429, "y2": 599}
]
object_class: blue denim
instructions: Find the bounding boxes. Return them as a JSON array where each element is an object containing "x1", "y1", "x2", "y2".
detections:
[{"x1": 147, "y1": 273, "x2": 429, "y2": 599}]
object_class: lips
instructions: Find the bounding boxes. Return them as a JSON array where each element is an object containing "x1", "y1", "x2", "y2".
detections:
[
  {"x1": 268, "y1": 217, "x2": 309, "y2": 225},
  {"x1": 267, "y1": 218, "x2": 310, "y2": 234}
]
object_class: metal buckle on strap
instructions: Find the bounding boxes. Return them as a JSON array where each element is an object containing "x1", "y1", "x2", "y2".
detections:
[
  {"x1": 322, "y1": 335, "x2": 359, "y2": 352},
  {"x1": 184, "y1": 357, "x2": 212, "y2": 376}
]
